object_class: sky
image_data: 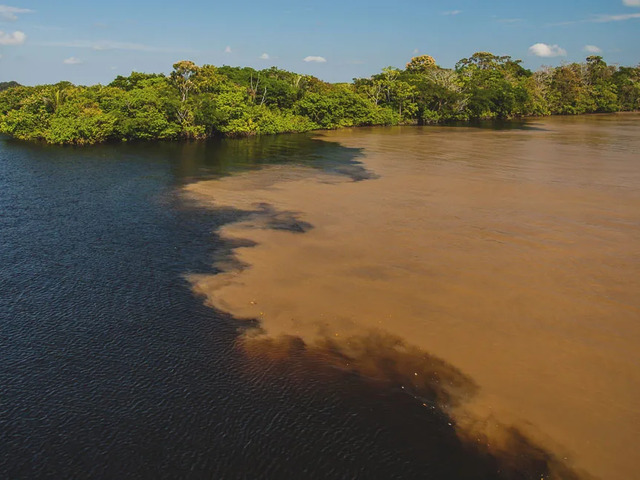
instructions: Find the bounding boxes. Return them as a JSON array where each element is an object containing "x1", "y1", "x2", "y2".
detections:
[{"x1": 0, "y1": 0, "x2": 639, "y2": 85}]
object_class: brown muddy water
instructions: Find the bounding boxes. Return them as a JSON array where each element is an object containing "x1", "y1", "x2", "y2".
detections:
[{"x1": 187, "y1": 114, "x2": 640, "y2": 480}]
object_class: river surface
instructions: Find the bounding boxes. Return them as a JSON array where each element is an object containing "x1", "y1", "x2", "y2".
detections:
[{"x1": 2, "y1": 114, "x2": 639, "y2": 479}]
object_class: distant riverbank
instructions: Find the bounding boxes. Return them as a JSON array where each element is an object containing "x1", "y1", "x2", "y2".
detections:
[{"x1": 1, "y1": 52, "x2": 638, "y2": 145}]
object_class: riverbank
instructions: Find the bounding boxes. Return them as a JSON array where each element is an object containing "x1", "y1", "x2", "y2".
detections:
[{"x1": 1, "y1": 54, "x2": 637, "y2": 145}]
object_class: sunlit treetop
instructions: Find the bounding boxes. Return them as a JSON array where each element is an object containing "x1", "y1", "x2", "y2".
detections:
[{"x1": 406, "y1": 55, "x2": 438, "y2": 74}]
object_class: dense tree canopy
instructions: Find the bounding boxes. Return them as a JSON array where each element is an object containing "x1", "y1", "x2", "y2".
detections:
[
  {"x1": 0, "y1": 81, "x2": 21, "y2": 92},
  {"x1": 0, "y1": 53, "x2": 638, "y2": 145}
]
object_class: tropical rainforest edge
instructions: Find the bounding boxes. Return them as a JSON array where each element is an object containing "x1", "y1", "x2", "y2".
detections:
[{"x1": 1, "y1": 53, "x2": 638, "y2": 145}]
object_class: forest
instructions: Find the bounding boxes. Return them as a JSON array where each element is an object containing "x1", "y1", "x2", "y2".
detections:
[{"x1": 0, "y1": 52, "x2": 639, "y2": 145}]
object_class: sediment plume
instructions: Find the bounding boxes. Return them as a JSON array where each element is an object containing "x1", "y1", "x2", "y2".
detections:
[{"x1": 186, "y1": 118, "x2": 640, "y2": 480}]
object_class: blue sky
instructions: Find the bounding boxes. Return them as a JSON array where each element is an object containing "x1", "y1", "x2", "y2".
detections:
[{"x1": 1, "y1": 0, "x2": 639, "y2": 85}]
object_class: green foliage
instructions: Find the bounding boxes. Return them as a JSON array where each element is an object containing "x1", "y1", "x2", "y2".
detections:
[
  {"x1": 1, "y1": 89, "x2": 51, "y2": 140},
  {"x1": 0, "y1": 54, "x2": 638, "y2": 145},
  {"x1": 0, "y1": 85, "x2": 36, "y2": 115},
  {"x1": 251, "y1": 107, "x2": 316, "y2": 135},
  {"x1": 295, "y1": 85, "x2": 393, "y2": 129},
  {"x1": 0, "y1": 81, "x2": 21, "y2": 92},
  {"x1": 46, "y1": 102, "x2": 117, "y2": 145},
  {"x1": 108, "y1": 72, "x2": 165, "y2": 91},
  {"x1": 406, "y1": 55, "x2": 437, "y2": 74},
  {"x1": 548, "y1": 64, "x2": 589, "y2": 115},
  {"x1": 613, "y1": 66, "x2": 640, "y2": 111}
]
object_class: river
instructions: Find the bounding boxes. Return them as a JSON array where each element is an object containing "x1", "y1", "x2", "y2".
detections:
[
  {"x1": 2, "y1": 114, "x2": 639, "y2": 479},
  {"x1": 187, "y1": 114, "x2": 640, "y2": 480}
]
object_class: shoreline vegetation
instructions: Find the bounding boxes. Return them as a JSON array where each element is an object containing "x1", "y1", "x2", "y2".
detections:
[{"x1": 1, "y1": 53, "x2": 639, "y2": 145}]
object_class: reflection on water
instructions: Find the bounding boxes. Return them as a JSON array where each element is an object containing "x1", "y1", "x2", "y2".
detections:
[
  {"x1": 187, "y1": 114, "x2": 640, "y2": 480},
  {"x1": 163, "y1": 132, "x2": 373, "y2": 183}
]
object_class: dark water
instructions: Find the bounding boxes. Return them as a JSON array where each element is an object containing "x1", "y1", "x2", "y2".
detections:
[{"x1": 1, "y1": 133, "x2": 574, "y2": 479}]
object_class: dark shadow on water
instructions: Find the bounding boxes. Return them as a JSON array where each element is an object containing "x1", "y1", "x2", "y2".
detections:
[
  {"x1": 439, "y1": 118, "x2": 550, "y2": 132},
  {"x1": 238, "y1": 332, "x2": 588, "y2": 480},
  {"x1": 253, "y1": 203, "x2": 314, "y2": 233},
  {"x1": 2, "y1": 131, "x2": 375, "y2": 183}
]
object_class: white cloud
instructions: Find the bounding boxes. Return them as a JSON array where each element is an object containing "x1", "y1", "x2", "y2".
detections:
[
  {"x1": 224, "y1": 45, "x2": 231, "y2": 53},
  {"x1": 623, "y1": 0, "x2": 640, "y2": 6},
  {"x1": 259, "y1": 52, "x2": 270, "y2": 60},
  {"x1": 0, "y1": 5, "x2": 34, "y2": 21},
  {"x1": 38, "y1": 39, "x2": 190, "y2": 53},
  {"x1": 0, "y1": 29, "x2": 25, "y2": 45},
  {"x1": 593, "y1": 12, "x2": 640, "y2": 22},
  {"x1": 550, "y1": 9, "x2": 640, "y2": 26},
  {"x1": 63, "y1": 56, "x2": 82, "y2": 65},
  {"x1": 583, "y1": 45, "x2": 602, "y2": 53},
  {"x1": 528, "y1": 43, "x2": 567, "y2": 57},
  {"x1": 443, "y1": 10, "x2": 461, "y2": 15},
  {"x1": 303, "y1": 55, "x2": 326, "y2": 63}
]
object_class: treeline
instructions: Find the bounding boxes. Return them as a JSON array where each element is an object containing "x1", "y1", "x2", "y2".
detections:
[
  {"x1": 0, "y1": 81, "x2": 21, "y2": 92},
  {"x1": 0, "y1": 53, "x2": 638, "y2": 145}
]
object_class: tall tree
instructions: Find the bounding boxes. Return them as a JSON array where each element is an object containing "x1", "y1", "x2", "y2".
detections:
[
  {"x1": 406, "y1": 55, "x2": 437, "y2": 74},
  {"x1": 170, "y1": 60, "x2": 200, "y2": 102}
]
